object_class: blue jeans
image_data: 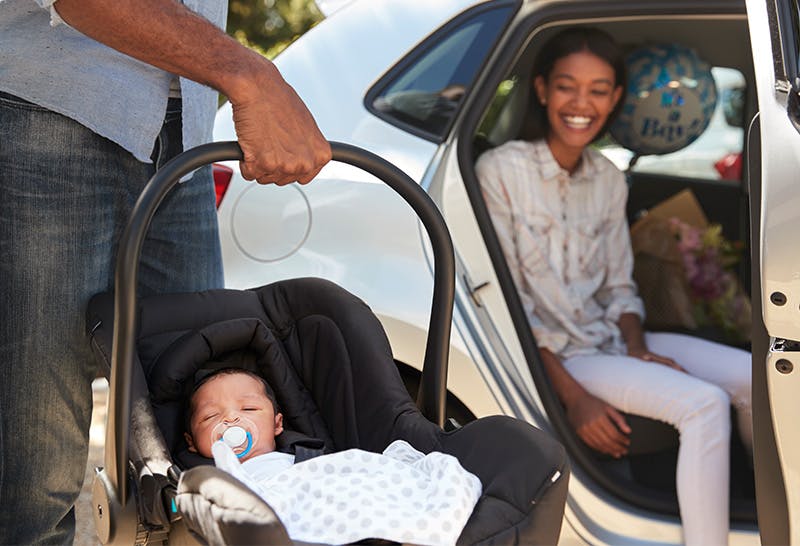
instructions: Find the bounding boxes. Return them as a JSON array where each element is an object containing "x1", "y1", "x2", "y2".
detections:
[{"x1": 0, "y1": 91, "x2": 223, "y2": 544}]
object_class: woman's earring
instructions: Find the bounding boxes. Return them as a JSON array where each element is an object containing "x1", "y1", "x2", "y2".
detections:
[{"x1": 540, "y1": 97, "x2": 547, "y2": 105}]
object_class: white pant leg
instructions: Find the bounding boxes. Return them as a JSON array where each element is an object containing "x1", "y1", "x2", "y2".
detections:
[
  {"x1": 564, "y1": 352, "x2": 731, "y2": 546},
  {"x1": 645, "y1": 332, "x2": 753, "y2": 455}
]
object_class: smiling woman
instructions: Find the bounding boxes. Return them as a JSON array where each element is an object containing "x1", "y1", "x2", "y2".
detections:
[{"x1": 475, "y1": 27, "x2": 753, "y2": 546}]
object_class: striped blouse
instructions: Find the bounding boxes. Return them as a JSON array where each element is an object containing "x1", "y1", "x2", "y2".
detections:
[{"x1": 476, "y1": 139, "x2": 644, "y2": 359}]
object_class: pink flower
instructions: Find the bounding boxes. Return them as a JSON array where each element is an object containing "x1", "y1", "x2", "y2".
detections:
[{"x1": 666, "y1": 216, "x2": 749, "y2": 342}]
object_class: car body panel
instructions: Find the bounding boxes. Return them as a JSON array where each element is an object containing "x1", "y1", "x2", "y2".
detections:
[
  {"x1": 215, "y1": 0, "x2": 797, "y2": 542},
  {"x1": 214, "y1": 156, "x2": 503, "y2": 423},
  {"x1": 745, "y1": 0, "x2": 800, "y2": 541}
]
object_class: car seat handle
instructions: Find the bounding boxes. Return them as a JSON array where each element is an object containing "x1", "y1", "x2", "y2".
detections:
[{"x1": 106, "y1": 141, "x2": 455, "y2": 504}]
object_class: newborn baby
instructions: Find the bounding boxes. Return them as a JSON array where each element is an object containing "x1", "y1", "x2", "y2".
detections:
[{"x1": 184, "y1": 368, "x2": 481, "y2": 546}]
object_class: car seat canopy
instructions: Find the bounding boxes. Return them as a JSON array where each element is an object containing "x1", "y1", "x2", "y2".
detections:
[{"x1": 131, "y1": 278, "x2": 440, "y2": 466}]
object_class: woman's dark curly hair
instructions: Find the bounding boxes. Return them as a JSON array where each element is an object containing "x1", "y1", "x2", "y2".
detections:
[{"x1": 522, "y1": 26, "x2": 627, "y2": 142}]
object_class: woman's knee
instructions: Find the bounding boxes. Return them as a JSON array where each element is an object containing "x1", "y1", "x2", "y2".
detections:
[{"x1": 682, "y1": 384, "x2": 731, "y2": 430}]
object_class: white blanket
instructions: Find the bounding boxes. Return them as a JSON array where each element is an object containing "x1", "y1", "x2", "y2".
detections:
[{"x1": 212, "y1": 439, "x2": 482, "y2": 546}]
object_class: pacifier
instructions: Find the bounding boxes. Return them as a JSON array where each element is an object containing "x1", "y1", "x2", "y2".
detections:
[{"x1": 211, "y1": 416, "x2": 259, "y2": 459}]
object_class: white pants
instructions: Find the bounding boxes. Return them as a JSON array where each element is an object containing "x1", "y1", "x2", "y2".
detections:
[{"x1": 563, "y1": 332, "x2": 752, "y2": 546}]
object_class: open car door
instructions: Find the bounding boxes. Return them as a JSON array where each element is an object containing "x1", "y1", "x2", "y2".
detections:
[{"x1": 746, "y1": 0, "x2": 800, "y2": 543}]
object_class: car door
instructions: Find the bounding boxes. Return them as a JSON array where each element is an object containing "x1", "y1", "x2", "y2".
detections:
[{"x1": 745, "y1": 0, "x2": 800, "y2": 543}]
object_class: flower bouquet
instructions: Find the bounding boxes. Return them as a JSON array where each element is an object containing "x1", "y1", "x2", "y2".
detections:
[
  {"x1": 667, "y1": 217, "x2": 751, "y2": 343},
  {"x1": 630, "y1": 189, "x2": 751, "y2": 344}
]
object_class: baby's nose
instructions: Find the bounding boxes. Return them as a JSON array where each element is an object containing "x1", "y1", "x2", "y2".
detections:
[{"x1": 222, "y1": 413, "x2": 241, "y2": 425}]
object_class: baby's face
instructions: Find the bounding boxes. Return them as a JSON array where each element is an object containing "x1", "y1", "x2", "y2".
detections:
[{"x1": 186, "y1": 373, "x2": 283, "y2": 461}]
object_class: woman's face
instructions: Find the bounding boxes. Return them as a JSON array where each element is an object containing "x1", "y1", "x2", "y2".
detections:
[{"x1": 534, "y1": 50, "x2": 622, "y2": 165}]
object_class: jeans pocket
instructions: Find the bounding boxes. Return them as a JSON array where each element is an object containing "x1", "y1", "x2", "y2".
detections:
[
  {"x1": 0, "y1": 91, "x2": 50, "y2": 112},
  {"x1": 151, "y1": 99, "x2": 184, "y2": 168}
]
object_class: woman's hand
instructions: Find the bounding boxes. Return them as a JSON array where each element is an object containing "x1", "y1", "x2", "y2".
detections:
[
  {"x1": 627, "y1": 346, "x2": 686, "y2": 373},
  {"x1": 566, "y1": 394, "x2": 631, "y2": 458},
  {"x1": 618, "y1": 313, "x2": 686, "y2": 372}
]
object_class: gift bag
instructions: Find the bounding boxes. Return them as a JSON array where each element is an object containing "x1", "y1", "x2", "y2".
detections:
[
  {"x1": 630, "y1": 213, "x2": 697, "y2": 330},
  {"x1": 630, "y1": 189, "x2": 751, "y2": 343}
]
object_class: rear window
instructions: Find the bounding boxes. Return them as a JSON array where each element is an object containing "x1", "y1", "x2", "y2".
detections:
[{"x1": 367, "y1": 4, "x2": 514, "y2": 141}]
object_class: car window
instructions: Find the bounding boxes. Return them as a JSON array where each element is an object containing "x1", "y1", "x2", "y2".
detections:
[
  {"x1": 368, "y1": 5, "x2": 513, "y2": 141},
  {"x1": 597, "y1": 67, "x2": 747, "y2": 182}
]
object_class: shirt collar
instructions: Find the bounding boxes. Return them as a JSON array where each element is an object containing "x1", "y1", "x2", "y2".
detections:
[{"x1": 530, "y1": 139, "x2": 599, "y2": 183}]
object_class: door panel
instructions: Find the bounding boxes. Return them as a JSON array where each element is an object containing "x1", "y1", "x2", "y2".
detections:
[
  {"x1": 746, "y1": 0, "x2": 800, "y2": 542},
  {"x1": 746, "y1": 114, "x2": 790, "y2": 546}
]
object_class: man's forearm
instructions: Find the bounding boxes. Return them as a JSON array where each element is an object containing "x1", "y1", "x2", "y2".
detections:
[
  {"x1": 53, "y1": 0, "x2": 331, "y2": 186},
  {"x1": 52, "y1": 0, "x2": 274, "y2": 104}
]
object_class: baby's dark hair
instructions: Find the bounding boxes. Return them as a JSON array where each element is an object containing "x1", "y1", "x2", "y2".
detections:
[{"x1": 184, "y1": 367, "x2": 278, "y2": 434}]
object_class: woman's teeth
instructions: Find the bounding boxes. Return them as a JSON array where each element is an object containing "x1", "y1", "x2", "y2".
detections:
[{"x1": 563, "y1": 115, "x2": 592, "y2": 128}]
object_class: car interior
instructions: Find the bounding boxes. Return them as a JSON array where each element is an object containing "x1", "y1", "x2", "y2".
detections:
[{"x1": 464, "y1": 11, "x2": 757, "y2": 525}]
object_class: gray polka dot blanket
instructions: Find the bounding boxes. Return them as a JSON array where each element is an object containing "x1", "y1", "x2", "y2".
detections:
[{"x1": 212, "y1": 439, "x2": 482, "y2": 545}]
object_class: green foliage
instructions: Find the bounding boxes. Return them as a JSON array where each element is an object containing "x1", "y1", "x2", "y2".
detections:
[
  {"x1": 476, "y1": 77, "x2": 518, "y2": 140},
  {"x1": 227, "y1": 0, "x2": 324, "y2": 59}
]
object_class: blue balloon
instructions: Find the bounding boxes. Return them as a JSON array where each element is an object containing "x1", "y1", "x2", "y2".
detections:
[{"x1": 610, "y1": 44, "x2": 717, "y2": 155}]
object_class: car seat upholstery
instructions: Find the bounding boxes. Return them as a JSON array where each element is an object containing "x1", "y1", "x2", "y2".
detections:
[{"x1": 88, "y1": 277, "x2": 569, "y2": 545}]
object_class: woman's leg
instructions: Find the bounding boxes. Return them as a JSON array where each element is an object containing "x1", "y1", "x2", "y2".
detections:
[
  {"x1": 646, "y1": 332, "x2": 753, "y2": 455},
  {"x1": 564, "y1": 353, "x2": 731, "y2": 546}
]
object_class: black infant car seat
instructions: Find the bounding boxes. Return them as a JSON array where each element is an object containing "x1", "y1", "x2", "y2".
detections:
[{"x1": 87, "y1": 142, "x2": 570, "y2": 545}]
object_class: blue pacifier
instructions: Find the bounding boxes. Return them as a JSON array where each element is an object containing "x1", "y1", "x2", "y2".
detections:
[{"x1": 212, "y1": 418, "x2": 258, "y2": 459}]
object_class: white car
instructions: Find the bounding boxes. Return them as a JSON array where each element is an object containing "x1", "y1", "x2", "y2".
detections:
[{"x1": 213, "y1": 0, "x2": 800, "y2": 543}]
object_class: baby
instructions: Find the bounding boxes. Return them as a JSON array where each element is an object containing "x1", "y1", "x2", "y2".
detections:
[
  {"x1": 183, "y1": 367, "x2": 482, "y2": 546},
  {"x1": 184, "y1": 367, "x2": 297, "y2": 481}
]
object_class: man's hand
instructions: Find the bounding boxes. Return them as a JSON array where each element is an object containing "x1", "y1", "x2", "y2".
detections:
[
  {"x1": 229, "y1": 63, "x2": 331, "y2": 186},
  {"x1": 53, "y1": 0, "x2": 332, "y2": 186},
  {"x1": 566, "y1": 394, "x2": 631, "y2": 458}
]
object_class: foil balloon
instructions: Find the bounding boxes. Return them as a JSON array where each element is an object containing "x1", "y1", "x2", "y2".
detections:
[{"x1": 610, "y1": 44, "x2": 717, "y2": 155}]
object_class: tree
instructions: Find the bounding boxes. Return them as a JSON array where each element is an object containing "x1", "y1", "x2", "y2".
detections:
[{"x1": 227, "y1": 0, "x2": 323, "y2": 59}]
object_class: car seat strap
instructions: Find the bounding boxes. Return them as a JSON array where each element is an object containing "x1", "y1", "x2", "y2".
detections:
[{"x1": 294, "y1": 444, "x2": 326, "y2": 463}]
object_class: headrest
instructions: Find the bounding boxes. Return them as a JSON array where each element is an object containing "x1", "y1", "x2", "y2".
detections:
[
  {"x1": 610, "y1": 43, "x2": 717, "y2": 156},
  {"x1": 147, "y1": 317, "x2": 329, "y2": 467},
  {"x1": 149, "y1": 317, "x2": 284, "y2": 405}
]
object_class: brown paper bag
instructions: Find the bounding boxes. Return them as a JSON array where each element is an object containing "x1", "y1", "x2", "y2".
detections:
[
  {"x1": 638, "y1": 188, "x2": 709, "y2": 229},
  {"x1": 630, "y1": 214, "x2": 697, "y2": 330}
]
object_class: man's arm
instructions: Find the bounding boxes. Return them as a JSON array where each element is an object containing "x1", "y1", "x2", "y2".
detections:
[{"x1": 53, "y1": 0, "x2": 331, "y2": 186}]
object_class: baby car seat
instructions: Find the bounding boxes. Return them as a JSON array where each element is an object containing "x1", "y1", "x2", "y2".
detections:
[{"x1": 87, "y1": 142, "x2": 570, "y2": 545}]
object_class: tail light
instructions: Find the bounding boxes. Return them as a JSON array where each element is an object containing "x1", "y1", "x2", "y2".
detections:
[
  {"x1": 212, "y1": 163, "x2": 234, "y2": 208},
  {"x1": 713, "y1": 152, "x2": 743, "y2": 180}
]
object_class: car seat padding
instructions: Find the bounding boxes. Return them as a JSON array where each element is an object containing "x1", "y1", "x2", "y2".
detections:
[
  {"x1": 148, "y1": 315, "x2": 344, "y2": 467},
  {"x1": 87, "y1": 278, "x2": 571, "y2": 544}
]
